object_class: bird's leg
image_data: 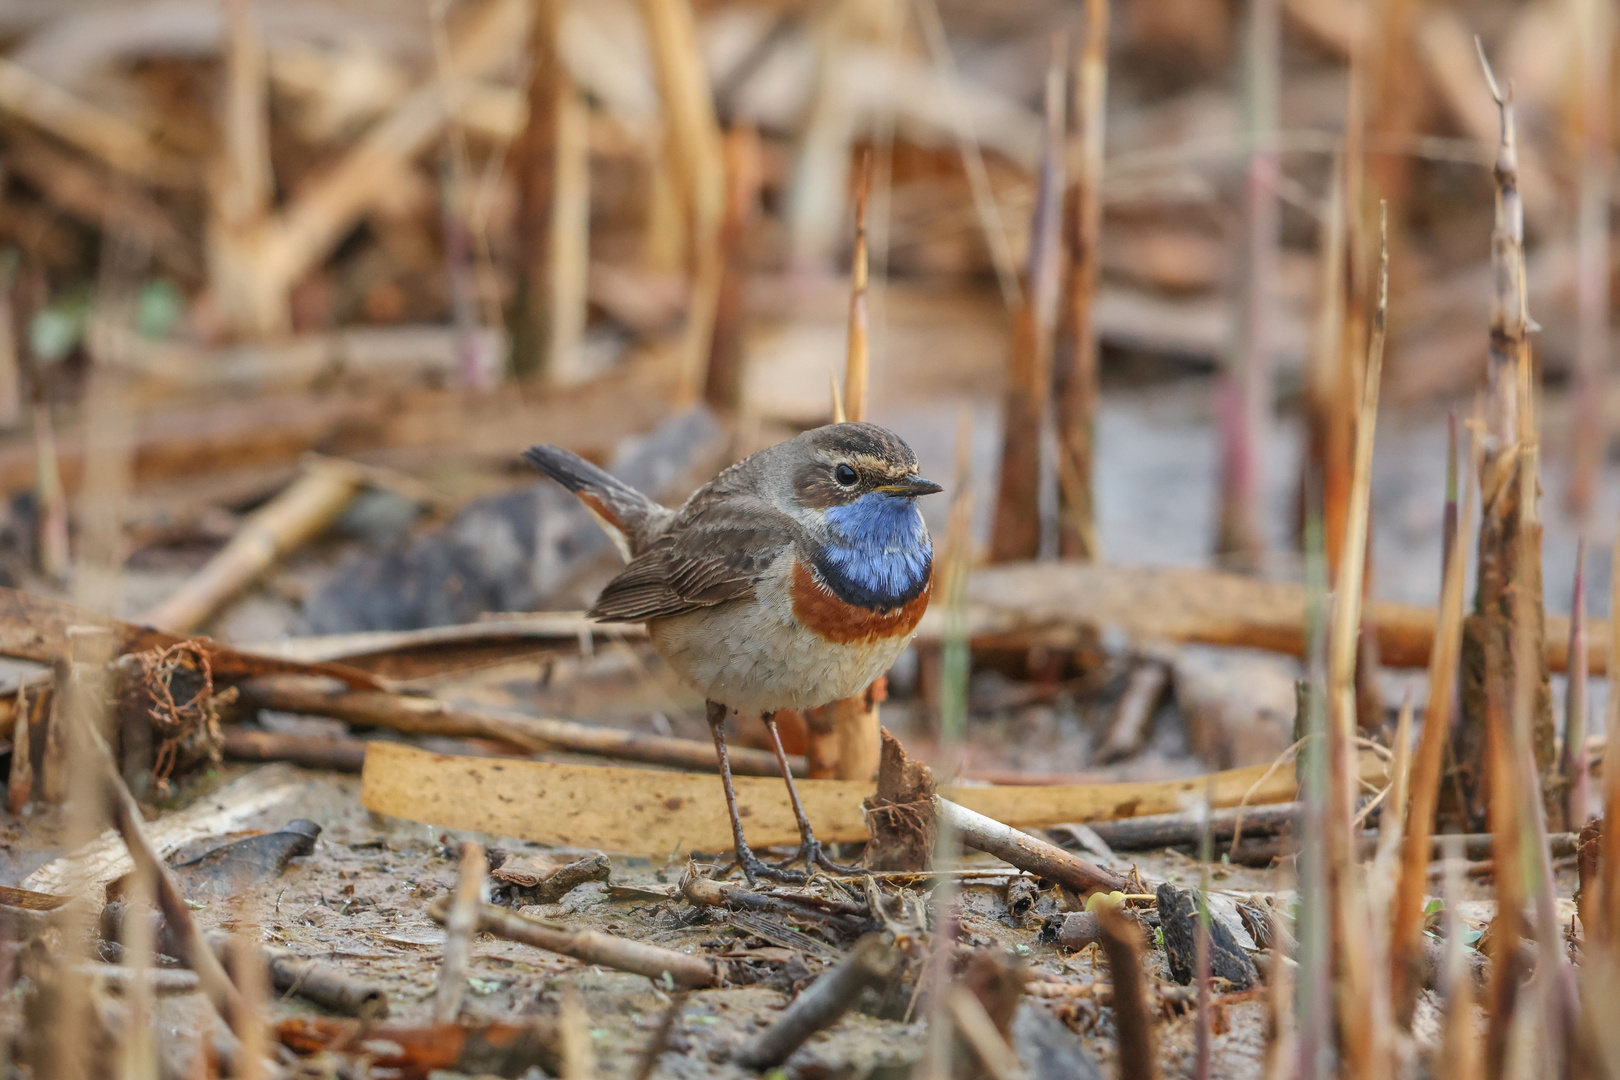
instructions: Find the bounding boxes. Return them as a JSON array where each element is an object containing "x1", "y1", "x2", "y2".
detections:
[
  {"x1": 706, "y1": 700, "x2": 806, "y2": 884},
  {"x1": 760, "y1": 711, "x2": 863, "y2": 875}
]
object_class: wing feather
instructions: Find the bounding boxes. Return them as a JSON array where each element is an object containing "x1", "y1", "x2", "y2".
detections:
[{"x1": 588, "y1": 503, "x2": 797, "y2": 622}]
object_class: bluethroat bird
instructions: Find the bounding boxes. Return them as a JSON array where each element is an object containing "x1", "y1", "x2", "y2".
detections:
[{"x1": 526, "y1": 422, "x2": 942, "y2": 882}]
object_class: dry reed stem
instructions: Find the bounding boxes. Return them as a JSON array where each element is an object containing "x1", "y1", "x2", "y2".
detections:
[
  {"x1": 1056, "y1": 0, "x2": 1107, "y2": 561},
  {"x1": 1363, "y1": 0, "x2": 1422, "y2": 245},
  {"x1": 254, "y1": 0, "x2": 530, "y2": 325},
  {"x1": 1325, "y1": 204, "x2": 1388, "y2": 1078},
  {"x1": 508, "y1": 0, "x2": 563, "y2": 379},
  {"x1": 1458, "y1": 42, "x2": 1559, "y2": 840},
  {"x1": 140, "y1": 459, "x2": 366, "y2": 632},
  {"x1": 1389, "y1": 423, "x2": 1475, "y2": 1022},
  {"x1": 1097, "y1": 903, "x2": 1156, "y2": 1080},
  {"x1": 434, "y1": 841, "x2": 487, "y2": 1023},
  {"x1": 1435, "y1": 837, "x2": 1481, "y2": 1080},
  {"x1": 0, "y1": 58, "x2": 185, "y2": 187},
  {"x1": 209, "y1": 0, "x2": 280, "y2": 336},
  {"x1": 1218, "y1": 0, "x2": 1281, "y2": 572},
  {"x1": 704, "y1": 126, "x2": 763, "y2": 410},
  {"x1": 637, "y1": 0, "x2": 725, "y2": 405},
  {"x1": 989, "y1": 47, "x2": 1065, "y2": 563},
  {"x1": 845, "y1": 151, "x2": 872, "y2": 425},
  {"x1": 1567, "y1": 0, "x2": 1612, "y2": 516},
  {"x1": 911, "y1": 0, "x2": 1022, "y2": 310},
  {"x1": 559, "y1": 982, "x2": 595, "y2": 1080},
  {"x1": 1600, "y1": 528, "x2": 1620, "y2": 943},
  {"x1": 1565, "y1": 542, "x2": 1590, "y2": 829},
  {"x1": 32, "y1": 405, "x2": 68, "y2": 582}
]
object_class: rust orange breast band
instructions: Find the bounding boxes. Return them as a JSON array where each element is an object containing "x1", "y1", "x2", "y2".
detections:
[{"x1": 790, "y1": 561, "x2": 931, "y2": 644}]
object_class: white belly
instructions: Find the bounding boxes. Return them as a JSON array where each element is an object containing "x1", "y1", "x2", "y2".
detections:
[{"x1": 646, "y1": 565, "x2": 911, "y2": 714}]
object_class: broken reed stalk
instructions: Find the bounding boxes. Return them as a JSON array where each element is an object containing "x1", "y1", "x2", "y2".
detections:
[
  {"x1": 1096, "y1": 903, "x2": 1156, "y2": 1080},
  {"x1": 207, "y1": 933, "x2": 388, "y2": 1018},
  {"x1": 934, "y1": 796, "x2": 1129, "y2": 897},
  {"x1": 429, "y1": 897, "x2": 724, "y2": 989},
  {"x1": 32, "y1": 405, "x2": 68, "y2": 583},
  {"x1": 1363, "y1": 0, "x2": 1421, "y2": 246},
  {"x1": 1510, "y1": 529, "x2": 1571, "y2": 1075},
  {"x1": 734, "y1": 935, "x2": 900, "y2": 1070},
  {"x1": 1293, "y1": 484, "x2": 1332, "y2": 1080},
  {"x1": 225, "y1": 935, "x2": 271, "y2": 1080},
  {"x1": 140, "y1": 459, "x2": 366, "y2": 633},
  {"x1": 1216, "y1": 0, "x2": 1281, "y2": 572},
  {"x1": 989, "y1": 45, "x2": 1065, "y2": 563},
  {"x1": 210, "y1": 0, "x2": 280, "y2": 337},
  {"x1": 91, "y1": 726, "x2": 248, "y2": 1038},
  {"x1": 1389, "y1": 423, "x2": 1474, "y2": 1023},
  {"x1": 1564, "y1": 543, "x2": 1590, "y2": 829},
  {"x1": 240, "y1": 682, "x2": 799, "y2": 777},
  {"x1": 1566, "y1": 0, "x2": 1612, "y2": 517},
  {"x1": 1457, "y1": 44, "x2": 1560, "y2": 835},
  {"x1": 637, "y1": 0, "x2": 726, "y2": 405},
  {"x1": 911, "y1": 0, "x2": 1022, "y2": 310},
  {"x1": 945, "y1": 982, "x2": 1028, "y2": 1080},
  {"x1": 222, "y1": 728, "x2": 367, "y2": 772},
  {"x1": 507, "y1": 0, "x2": 564, "y2": 379},
  {"x1": 1324, "y1": 204, "x2": 1389, "y2": 1077},
  {"x1": 1599, "y1": 530, "x2": 1620, "y2": 944},
  {"x1": 1055, "y1": 0, "x2": 1107, "y2": 561},
  {"x1": 703, "y1": 125, "x2": 763, "y2": 411},
  {"x1": 240, "y1": 0, "x2": 531, "y2": 329},
  {"x1": 434, "y1": 841, "x2": 486, "y2": 1023},
  {"x1": 845, "y1": 151, "x2": 871, "y2": 425}
]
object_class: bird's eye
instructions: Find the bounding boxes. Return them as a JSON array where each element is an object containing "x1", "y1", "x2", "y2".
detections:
[{"x1": 834, "y1": 463, "x2": 858, "y2": 486}]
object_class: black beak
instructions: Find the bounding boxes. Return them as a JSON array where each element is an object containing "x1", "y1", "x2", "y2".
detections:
[{"x1": 877, "y1": 475, "x2": 944, "y2": 498}]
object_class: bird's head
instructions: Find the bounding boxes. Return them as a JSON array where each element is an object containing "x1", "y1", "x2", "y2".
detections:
[{"x1": 786, "y1": 422, "x2": 943, "y2": 514}]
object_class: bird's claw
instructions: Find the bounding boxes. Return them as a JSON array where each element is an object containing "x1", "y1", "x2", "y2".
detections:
[
  {"x1": 735, "y1": 844, "x2": 809, "y2": 885},
  {"x1": 768, "y1": 836, "x2": 862, "y2": 877}
]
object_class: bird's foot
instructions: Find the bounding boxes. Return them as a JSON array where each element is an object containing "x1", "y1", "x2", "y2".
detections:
[
  {"x1": 768, "y1": 835, "x2": 863, "y2": 877},
  {"x1": 735, "y1": 843, "x2": 809, "y2": 885}
]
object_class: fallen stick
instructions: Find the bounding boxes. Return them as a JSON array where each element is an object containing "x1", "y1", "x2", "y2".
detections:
[
  {"x1": 679, "y1": 867, "x2": 870, "y2": 934},
  {"x1": 0, "y1": 58, "x2": 187, "y2": 187},
  {"x1": 79, "y1": 963, "x2": 201, "y2": 996},
  {"x1": 733, "y1": 935, "x2": 900, "y2": 1070},
  {"x1": 243, "y1": 612, "x2": 644, "y2": 667},
  {"x1": 222, "y1": 728, "x2": 367, "y2": 773},
  {"x1": 361, "y1": 742, "x2": 1387, "y2": 855},
  {"x1": 1077, "y1": 802, "x2": 1301, "y2": 851},
  {"x1": 1094, "y1": 660, "x2": 1169, "y2": 764},
  {"x1": 917, "y1": 560, "x2": 1606, "y2": 675},
  {"x1": 210, "y1": 934, "x2": 388, "y2": 1019},
  {"x1": 248, "y1": 684, "x2": 795, "y2": 777},
  {"x1": 141, "y1": 460, "x2": 368, "y2": 633},
  {"x1": 427, "y1": 897, "x2": 723, "y2": 989},
  {"x1": 937, "y1": 797, "x2": 1131, "y2": 897},
  {"x1": 96, "y1": 736, "x2": 250, "y2": 1039}
]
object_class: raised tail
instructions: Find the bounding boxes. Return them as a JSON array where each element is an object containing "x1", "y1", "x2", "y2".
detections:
[{"x1": 523, "y1": 445, "x2": 667, "y2": 560}]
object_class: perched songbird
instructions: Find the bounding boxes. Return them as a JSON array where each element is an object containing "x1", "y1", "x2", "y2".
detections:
[{"x1": 525, "y1": 422, "x2": 941, "y2": 882}]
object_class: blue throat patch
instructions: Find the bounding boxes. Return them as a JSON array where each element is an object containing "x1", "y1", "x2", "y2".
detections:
[{"x1": 814, "y1": 493, "x2": 933, "y2": 611}]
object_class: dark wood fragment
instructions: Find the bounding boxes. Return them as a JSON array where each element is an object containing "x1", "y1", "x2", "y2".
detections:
[
  {"x1": 1155, "y1": 883, "x2": 1256, "y2": 990},
  {"x1": 862, "y1": 730, "x2": 936, "y2": 871},
  {"x1": 733, "y1": 935, "x2": 900, "y2": 1070}
]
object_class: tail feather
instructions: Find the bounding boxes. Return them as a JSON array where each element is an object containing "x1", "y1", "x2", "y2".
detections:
[{"x1": 523, "y1": 445, "x2": 665, "y2": 560}]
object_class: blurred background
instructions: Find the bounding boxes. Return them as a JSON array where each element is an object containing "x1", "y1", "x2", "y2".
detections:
[{"x1": 0, "y1": 0, "x2": 1609, "y2": 777}]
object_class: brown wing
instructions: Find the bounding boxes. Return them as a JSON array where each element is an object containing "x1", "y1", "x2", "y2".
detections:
[{"x1": 588, "y1": 507, "x2": 797, "y2": 622}]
